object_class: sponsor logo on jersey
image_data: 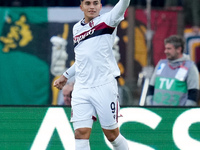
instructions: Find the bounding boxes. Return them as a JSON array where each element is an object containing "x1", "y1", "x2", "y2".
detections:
[
  {"x1": 73, "y1": 29, "x2": 95, "y2": 44},
  {"x1": 73, "y1": 22, "x2": 115, "y2": 47}
]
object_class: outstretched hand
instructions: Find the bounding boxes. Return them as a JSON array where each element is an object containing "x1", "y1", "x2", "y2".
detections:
[{"x1": 53, "y1": 75, "x2": 68, "y2": 90}]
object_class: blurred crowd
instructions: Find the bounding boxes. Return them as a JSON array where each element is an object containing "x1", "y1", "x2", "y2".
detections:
[
  {"x1": 1, "y1": 0, "x2": 199, "y2": 34},
  {"x1": 1, "y1": 0, "x2": 199, "y2": 32},
  {"x1": 0, "y1": 0, "x2": 168, "y2": 7}
]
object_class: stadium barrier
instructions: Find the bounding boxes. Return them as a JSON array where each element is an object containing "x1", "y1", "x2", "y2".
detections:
[{"x1": 0, "y1": 106, "x2": 200, "y2": 150}]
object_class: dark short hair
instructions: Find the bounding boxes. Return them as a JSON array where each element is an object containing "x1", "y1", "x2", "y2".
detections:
[
  {"x1": 164, "y1": 35, "x2": 185, "y2": 53},
  {"x1": 80, "y1": 0, "x2": 101, "y2": 2}
]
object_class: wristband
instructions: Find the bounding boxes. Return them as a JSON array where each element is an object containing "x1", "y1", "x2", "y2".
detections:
[{"x1": 63, "y1": 71, "x2": 70, "y2": 79}]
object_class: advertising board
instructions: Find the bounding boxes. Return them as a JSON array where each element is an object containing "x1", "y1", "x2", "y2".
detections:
[{"x1": 0, "y1": 107, "x2": 200, "y2": 150}]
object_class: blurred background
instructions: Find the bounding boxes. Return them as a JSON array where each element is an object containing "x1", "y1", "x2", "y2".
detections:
[{"x1": 0, "y1": 0, "x2": 199, "y2": 106}]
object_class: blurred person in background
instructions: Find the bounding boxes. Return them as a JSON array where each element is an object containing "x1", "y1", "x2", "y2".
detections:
[
  {"x1": 53, "y1": 0, "x2": 130, "y2": 149},
  {"x1": 61, "y1": 83, "x2": 74, "y2": 106},
  {"x1": 146, "y1": 35, "x2": 199, "y2": 106}
]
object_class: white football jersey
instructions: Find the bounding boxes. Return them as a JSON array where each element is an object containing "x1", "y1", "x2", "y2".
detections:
[{"x1": 65, "y1": 0, "x2": 129, "y2": 88}]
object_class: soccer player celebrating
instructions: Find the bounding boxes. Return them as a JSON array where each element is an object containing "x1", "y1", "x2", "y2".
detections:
[{"x1": 54, "y1": 0, "x2": 130, "y2": 149}]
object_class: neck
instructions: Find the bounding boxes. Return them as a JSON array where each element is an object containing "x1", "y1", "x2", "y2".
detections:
[{"x1": 177, "y1": 53, "x2": 183, "y2": 59}]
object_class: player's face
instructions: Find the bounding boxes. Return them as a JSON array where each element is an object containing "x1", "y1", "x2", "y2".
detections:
[
  {"x1": 80, "y1": 0, "x2": 102, "y2": 23},
  {"x1": 164, "y1": 43, "x2": 181, "y2": 60}
]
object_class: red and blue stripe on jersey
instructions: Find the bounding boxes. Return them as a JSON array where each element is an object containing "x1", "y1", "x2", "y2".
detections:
[{"x1": 73, "y1": 22, "x2": 115, "y2": 47}]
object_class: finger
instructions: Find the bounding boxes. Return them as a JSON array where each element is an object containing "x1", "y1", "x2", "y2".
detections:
[
  {"x1": 54, "y1": 85, "x2": 60, "y2": 90},
  {"x1": 55, "y1": 84, "x2": 62, "y2": 90},
  {"x1": 53, "y1": 81, "x2": 58, "y2": 87}
]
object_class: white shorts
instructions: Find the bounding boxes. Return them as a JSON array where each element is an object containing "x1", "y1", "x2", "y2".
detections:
[{"x1": 70, "y1": 78, "x2": 120, "y2": 130}]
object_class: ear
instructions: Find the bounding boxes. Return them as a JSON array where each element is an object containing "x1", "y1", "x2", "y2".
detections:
[
  {"x1": 80, "y1": 4, "x2": 83, "y2": 11},
  {"x1": 177, "y1": 46, "x2": 182, "y2": 54},
  {"x1": 100, "y1": 4, "x2": 102, "y2": 9}
]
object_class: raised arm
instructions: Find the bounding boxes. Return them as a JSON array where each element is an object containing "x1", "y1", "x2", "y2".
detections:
[{"x1": 109, "y1": 0, "x2": 130, "y2": 26}]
